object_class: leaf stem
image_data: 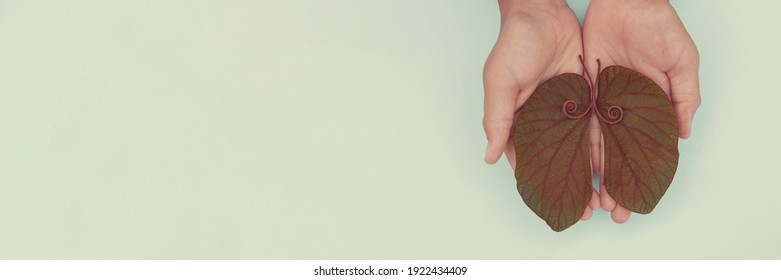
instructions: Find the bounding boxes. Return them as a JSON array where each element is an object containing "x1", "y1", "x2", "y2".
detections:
[{"x1": 570, "y1": 57, "x2": 623, "y2": 124}]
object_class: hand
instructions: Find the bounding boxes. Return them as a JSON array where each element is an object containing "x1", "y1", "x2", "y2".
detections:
[
  {"x1": 582, "y1": 0, "x2": 701, "y2": 223},
  {"x1": 483, "y1": 0, "x2": 600, "y2": 220}
]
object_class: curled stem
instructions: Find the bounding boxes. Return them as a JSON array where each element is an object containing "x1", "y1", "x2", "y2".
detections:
[
  {"x1": 596, "y1": 105, "x2": 624, "y2": 124},
  {"x1": 561, "y1": 100, "x2": 591, "y2": 119},
  {"x1": 567, "y1": 57, "x2": 623, "y2": 124}
]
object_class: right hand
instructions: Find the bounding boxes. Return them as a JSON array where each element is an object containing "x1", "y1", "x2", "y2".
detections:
[{"x1": 582, "y1": 0, "x2": 701, "y2": 223}]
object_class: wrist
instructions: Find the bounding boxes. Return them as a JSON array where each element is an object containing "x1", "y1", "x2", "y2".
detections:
[
  {"x1": 590, "y1": 0, "x2": 668, "y2": 3},
  {"x1": 588, "y1": 0, "x2": 669, "y2": 8},
  {"x1": 498, "y1": 0, "x2": 569, "y2": 21}
]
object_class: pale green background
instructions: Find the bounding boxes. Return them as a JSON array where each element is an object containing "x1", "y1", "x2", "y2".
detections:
[{"x1": 0, "y1": 0, "x2": 779, "y2": 259}]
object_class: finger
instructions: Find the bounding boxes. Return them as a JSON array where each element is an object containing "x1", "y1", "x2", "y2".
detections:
[
  {"x1": 504, "y1": 136, "x2": 517, "y2": 170},
  {"x1": 610, "y1": 205, "x2": 631, "y2": 224},
  {"x1": 600, "y1": 182, "x2": 617, "y2": 211},
  {"x1": 581, "y1": 206, "x2": 593, "y2": 221},
  {"x1": 588, "y1": 114, "x2": 602, "y2": 173},
  {"x1": 483, "y1": 71, "x2": 521, "y2": 164},
  {"x1": 589, "y1": 189, "x2": 600, "y2": 210},
  {"x1": 667, "y1": 46, "x2": 701, "y2": 139},
  {"x1": 598, "y1": 134, "x2": 617, "y2": 211}
]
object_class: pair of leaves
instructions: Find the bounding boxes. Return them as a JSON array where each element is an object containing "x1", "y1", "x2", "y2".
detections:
[{"x1": 514, "y1": 63, "x2": 679, "y2": 232}]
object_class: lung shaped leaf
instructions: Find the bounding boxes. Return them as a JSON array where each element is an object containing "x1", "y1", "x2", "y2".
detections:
[
  {"x1": 596, "y1": 66, "x2": 679, "y2": 214},
  {"x1": 513, "y1": 74, "x2": 593, "y2": 232}
]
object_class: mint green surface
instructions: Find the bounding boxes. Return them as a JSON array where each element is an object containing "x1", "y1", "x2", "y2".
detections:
[{"x1": 1, "y1": 1, "x2": 779, "y2": 259}]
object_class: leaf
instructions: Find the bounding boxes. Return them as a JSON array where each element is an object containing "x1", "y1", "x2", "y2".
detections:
[
  {"x1": 512, "y1": 63, "x2": 680, "y2": 231},
  {"x1": 514, "y1": 73, "x2": 593, "y2": 232},
  {"x1": 596, "y1": 66, "x2": 679, "y2": 214}
]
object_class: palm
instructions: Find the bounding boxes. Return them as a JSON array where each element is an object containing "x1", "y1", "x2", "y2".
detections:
[
  {"x1": 484, "y1": 5, "x2": 583, "y2": 168},
  {"x1": 583, "y1": 0, "x2": 700, "y2": 223}
]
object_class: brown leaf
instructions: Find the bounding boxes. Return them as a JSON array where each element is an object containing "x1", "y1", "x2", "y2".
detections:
[
  {"x1": 514, "y1": 74, "x2": 593, "y2": 232},
  {"x1": 596, "y1": 66, "x2": 679, "y2": 214}
]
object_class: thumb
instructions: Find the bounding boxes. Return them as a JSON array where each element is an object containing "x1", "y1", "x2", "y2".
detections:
[
  {"x1": 483, "y1": 74, "x2": 522, "y2": 164},
  {"x1": 667, "y1": 46, "x2": 701, "y2": 139}
]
